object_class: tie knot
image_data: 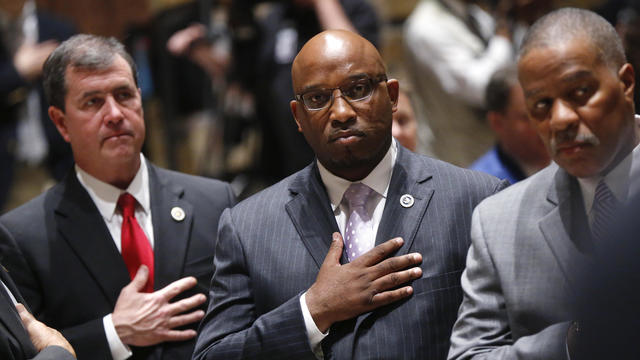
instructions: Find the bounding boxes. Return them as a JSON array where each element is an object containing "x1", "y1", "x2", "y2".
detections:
[
  {"x1": 344, "y1": 183, "x2": 374, "y2": 210},
  {"x1": 117, "y1": 193, "x2": 137, "y2": 217}
]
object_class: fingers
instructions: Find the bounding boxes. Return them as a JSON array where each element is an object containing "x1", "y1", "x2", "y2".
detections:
[
  {"x1": 158, "y1": 328, "x2": 198, "y2": 342},
  {"x1": 166, "y1": 309, "x2": 205, "y2": 329},
  {"x1": 370, "y1": 286, "x2": 415, "y2": 307},
  {"x1": 357, "y1": 237, "x2": 405, "y2": 266},
  {"x1": 371, "y1": 252, "x2": 422, "y2": 278},
  {"x1": 158, "y1": 276, "x2": 198, "y2": 301},
  {"x1": 166, "y1": 293, "x2": 207, "y2": 315},
  {"x1": 321, "y1": 232, "x2": 344, "y2": 267},
  {"x1": 372, "y1": 266, "x2": 422, "y2": 293}
]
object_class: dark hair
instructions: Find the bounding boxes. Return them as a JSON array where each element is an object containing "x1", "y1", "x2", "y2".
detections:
[
  {"x1": 485, "y1": 65, "x2": 519, "y2": 113},
  {"x1": 42, "y1": 34, "x2": 138, "y2": 111},
  {"x1": 519, "y1": 8, "x2": 627, "y2": 70}
]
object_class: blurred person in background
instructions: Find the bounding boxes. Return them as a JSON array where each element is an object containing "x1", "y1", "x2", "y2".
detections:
[
  {"x1": 169, "y1": 0, "x2": 380, "y2": 190},
  {"x1": 0, "y1": 0, "x2": 74, "y2": 211},
  {"x1": 470, "y1": 65, "x2": 550, "y2": 184},
  {"x1": 404, "y1": 0, "x2": 553, "y2": 166},
  {"x1": 392, "y1": 87, "x2": 419, "y2": 152}
]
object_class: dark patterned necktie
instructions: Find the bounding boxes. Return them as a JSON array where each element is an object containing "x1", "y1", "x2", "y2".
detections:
[{"x1": 591, "y1": 180, "x2": 619, "y2": 242}]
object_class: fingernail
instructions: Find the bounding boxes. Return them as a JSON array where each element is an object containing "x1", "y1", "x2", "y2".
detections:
[
  {"x1": 413, "y1": 268, "x2": 422, "y2": 276},
  {"x1": 406, "y1": 287, "x2": 413, "y2": 295},
  {"x1": 412, "y1": 253, "x2": 422, "y2": 262},
  {"x1": 333, "y1": 233, "x2": 340, "y2": 241},
  {"x1": 395, "y1": 237, "x2": 404, "y2": 245}
]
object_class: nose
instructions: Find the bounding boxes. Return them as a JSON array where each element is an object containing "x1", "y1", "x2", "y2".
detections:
[
  {"x1": 103, "y1": 96, "x2": 124, "y2": 125},
  {"x1": 549, "y1": 99, "x2": 579, "y2": 133},
  {"x1": 329, "y1": 89, "x2": 356, "y2": 126}
]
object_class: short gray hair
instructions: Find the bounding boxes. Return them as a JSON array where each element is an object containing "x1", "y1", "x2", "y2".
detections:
[
  {"x1": 519, "y1": 8, "x2": 626, "y2": 71},
  {"x1": 43, "y1": 34, "x2": 138, "y2": 111}
]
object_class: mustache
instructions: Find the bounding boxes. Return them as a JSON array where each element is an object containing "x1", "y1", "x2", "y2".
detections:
[{"x1": 550, "y1": 130, "x2": 600, "y2": 155}]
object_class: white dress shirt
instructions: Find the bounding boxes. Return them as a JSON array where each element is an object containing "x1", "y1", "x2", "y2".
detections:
[
  {"x1": 299, "y1": 139, "x2": 398, "y2": 358},
  {"x1": 75, "y1": 154, "x2": 153, "y2": 360}
]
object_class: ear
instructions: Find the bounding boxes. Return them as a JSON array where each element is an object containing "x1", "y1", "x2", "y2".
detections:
[
  {"x1": 487, "y1": 111, "x2": 504, "y2": 135},
  {"x1": 386, "y1": 79, "x2": 400, "y2": 113},
  {"x1": 619, "y1": 63, "x2": 635, "y2": 102},
  {"x1": 290, "y1": 100, "x2": 303, "y2": 132},
  {"x1": 48, "y1": 106, "x2": 71, "y2": 143}
]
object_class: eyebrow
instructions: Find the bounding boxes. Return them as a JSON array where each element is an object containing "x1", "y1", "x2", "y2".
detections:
[
  {"x1": 79, "y1": 85, "x2": 134, "y2": 100},
  {"x1": 524, "y1": 70, "x2": 594, "y2": 98},
  {"x1": 299, "y1": 73, "x2": 370, "y2": 93}
]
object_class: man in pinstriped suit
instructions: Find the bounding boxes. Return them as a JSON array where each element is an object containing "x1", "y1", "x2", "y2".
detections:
[{"x1": 193, "y1": 29, "x2": 506, "y2": 360}]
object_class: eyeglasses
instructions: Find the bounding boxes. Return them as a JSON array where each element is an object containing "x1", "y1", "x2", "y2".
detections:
[{"x1": 295, "y1": 75, "x2": 388, "y2": 111}]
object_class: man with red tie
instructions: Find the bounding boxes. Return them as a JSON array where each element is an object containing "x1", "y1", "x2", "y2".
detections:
[{"x1": 0, "y1": 34, "x2": 235, "y2": 360}]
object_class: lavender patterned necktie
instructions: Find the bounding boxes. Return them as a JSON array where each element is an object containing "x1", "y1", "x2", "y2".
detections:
[{"x1": 343, "y1": 183, "x2": 374, "y2": 262}]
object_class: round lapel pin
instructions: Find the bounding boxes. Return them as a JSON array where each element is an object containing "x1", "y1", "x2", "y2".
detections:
[
  {"x1": 171, "y1": 206, "x2": 186, "y2": 222},
  {"x1": 400, "y1": 194, "x2": 415, "y2": 208}
]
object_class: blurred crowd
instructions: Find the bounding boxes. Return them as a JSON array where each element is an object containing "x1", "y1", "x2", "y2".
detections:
[{"x1": 1, "y1": 0, "x2": 638, "y2": 211}]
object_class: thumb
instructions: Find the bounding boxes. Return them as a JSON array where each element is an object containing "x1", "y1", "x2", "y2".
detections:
[
  {"x1": 130, "y1": 265, "x2": 149, "y2": 292},
  {"x1": 322, "y1": 232, "x2": 344, "y2": 267},
  {"x1": 16, "y1": 303, "x2": 34, "y2": 326}
]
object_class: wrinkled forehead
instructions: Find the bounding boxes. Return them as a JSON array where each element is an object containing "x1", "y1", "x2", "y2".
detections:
[{"x1": 292, "y1": 32, "x2": 385, "y2": 92}]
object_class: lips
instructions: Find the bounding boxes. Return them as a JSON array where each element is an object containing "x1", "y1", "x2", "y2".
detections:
[
  {"x1": 103, "y1": 131, "x2": 134, "y2": 142},
  {"x1": 329, "y1": 129, "x2": 365, "y2": 143},
  {"x1": 554, "y1": 141, "x2": 592, "y2": 155}
]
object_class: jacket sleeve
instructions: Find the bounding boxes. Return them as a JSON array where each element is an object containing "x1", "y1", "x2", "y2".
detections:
[
  {"x1": 447, "y1": 204, "x2": 570, "y2": 360},
  {"x1": 32, "y1": 346, "x2": 76, "y2": 360},
  {"x1": 192, "y1": 209, "x2": 316, "y2": 360}
]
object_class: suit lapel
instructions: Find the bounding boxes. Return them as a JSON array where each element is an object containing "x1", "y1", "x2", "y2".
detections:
[
  {"x1": 55, "y1": 173, "x2": 130, "y2": 306},
  {"x1": 376, "y1": 147, "x2": 433, "y2": 257},
  {"x1": 539, "y1": 168, "x2": 592, "y2": 290},
  {"x1": 286, "y1": 164, "x2": 340, "y2": 269},
  {"x1": 148, "y1": 165, "x2": 193, "y2": 290}
]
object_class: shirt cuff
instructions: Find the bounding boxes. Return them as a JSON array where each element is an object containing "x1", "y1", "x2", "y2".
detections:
[
  {"x1": 300, "y1": 292, "x2": 329, "y2": 359},
  {"x1": 103, "y1": 314, "x2": 133, "y2": 360}
]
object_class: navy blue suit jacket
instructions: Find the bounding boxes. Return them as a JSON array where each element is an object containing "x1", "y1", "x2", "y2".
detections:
[
  {"x1": 0, "y1": 163, "x2": 235, "y2": 360},
  {"x1": 193, "y1": 146, "x2": 506, "y2": 360}
]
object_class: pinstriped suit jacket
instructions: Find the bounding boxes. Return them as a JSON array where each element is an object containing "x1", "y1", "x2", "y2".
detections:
[
  {"x1": 194, "y1": 145, "x2": 506, "y2": 360},
  {"x1": 448, "y1": 164, "x2": 592, "y2": 360}
]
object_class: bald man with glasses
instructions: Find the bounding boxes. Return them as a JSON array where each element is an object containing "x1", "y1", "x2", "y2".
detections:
[{"x1": 193, "y1": 30, "x2": 506, "y2": 360}]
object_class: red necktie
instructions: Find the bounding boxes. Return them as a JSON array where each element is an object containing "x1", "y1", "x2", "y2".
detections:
[{"x1": 117, "y1": 193, "x2": 154, "y2": 292}]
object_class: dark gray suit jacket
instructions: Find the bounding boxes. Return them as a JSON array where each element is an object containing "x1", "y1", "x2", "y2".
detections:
[
  {"x1": 193, "y1": 146, "x2": 505, "y2": 360},
  {"x1": 0, "y1": 224, "x2": 75, "y2": 360},
  {"x1": 448, "y1": 164, "x2": 591, "y2": 360},
  {"x1": 0, "y1": 163, "x2": 235, "y2": 360}
]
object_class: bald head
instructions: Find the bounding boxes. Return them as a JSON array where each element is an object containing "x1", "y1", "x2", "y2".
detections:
[
  {"x1": 289, "y1": 29, "x2": 399, "y2": 181},
  {"x1": 291, "y1": 30, "x2": 385, "y2": 93},
  {"x1": 520, "y1": 8, "x2": 626, "y2": 71}
]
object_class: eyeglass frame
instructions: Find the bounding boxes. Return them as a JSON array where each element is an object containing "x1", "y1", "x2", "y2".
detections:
[{"x1": 294, "y1": 74, "x2": 388, "y2": 111}]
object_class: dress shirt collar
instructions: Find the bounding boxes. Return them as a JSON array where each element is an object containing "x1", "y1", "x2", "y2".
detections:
[
  {"x1": 578, "y1": 115, "x2": 640, "y2": 213},
  {"x1": 75, "y1": 154, "x2": 150, "y2": 222},
  {"x1": 318, "y1": 138, "x2": 397, "y2": 211}
]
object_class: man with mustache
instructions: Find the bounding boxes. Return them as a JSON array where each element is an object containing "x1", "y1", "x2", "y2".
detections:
[
  {"x1": 192, "y1": 29, "x2": 506, "y2": 360},
  {"x1": 448, "y1": 7, "x2": 638, "y2": 359},
  {"x1": 0, "y1": 35, "x2": 236, "y2": 359}
]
